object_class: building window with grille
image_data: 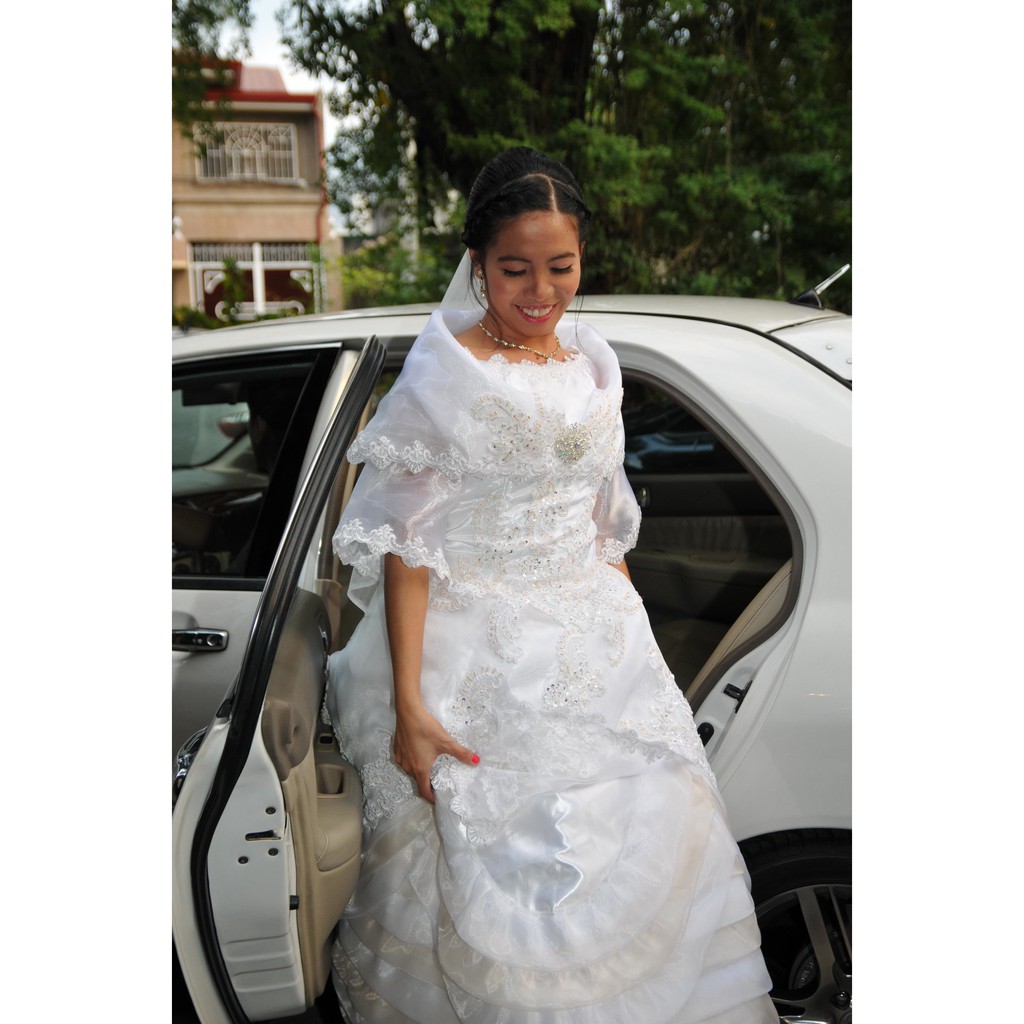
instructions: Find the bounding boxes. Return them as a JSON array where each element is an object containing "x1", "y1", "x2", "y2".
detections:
[{"x1": 196, "y1": 123, "x2": 299, "y2": 183}]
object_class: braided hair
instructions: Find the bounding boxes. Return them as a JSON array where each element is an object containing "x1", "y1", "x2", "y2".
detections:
[{"x1": 461, "y1": 147, "x2": 592, "y2": 256}]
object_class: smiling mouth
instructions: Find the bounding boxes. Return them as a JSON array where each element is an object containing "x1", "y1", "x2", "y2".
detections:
[{"x1": 517, "y1": 305, "x2": 557, "y2": 321}]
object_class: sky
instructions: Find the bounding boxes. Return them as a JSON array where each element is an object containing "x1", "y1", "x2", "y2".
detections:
[{"x1": 245, "y1": 0, "x2": 340, "y2": 147}]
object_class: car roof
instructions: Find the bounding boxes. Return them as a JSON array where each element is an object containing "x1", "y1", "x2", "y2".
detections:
[
  {"x1": 172, "y1": 295, "x2": 850, "y2": 380},
  {"x1": 578, "y1": 294, "x2": 845, "y2": 334}
]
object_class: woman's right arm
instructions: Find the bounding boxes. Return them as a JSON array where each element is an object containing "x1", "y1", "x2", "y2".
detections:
[{"x1": 383, "y1": 553, "x2": 479, "y2": 802}]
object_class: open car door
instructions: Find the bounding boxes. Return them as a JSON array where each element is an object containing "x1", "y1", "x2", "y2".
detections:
[
  {"x1": 172, "y1": 335, "x2": 386, "y2": 1023},
  {"x1": 172, "y1": 346, "x2": 344, "y2": 770}
]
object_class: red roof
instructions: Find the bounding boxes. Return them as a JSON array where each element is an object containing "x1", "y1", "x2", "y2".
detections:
[
  {"x1": 238, "y1": 64, "x2": 287, "y2": 93},
  {"x1": 198, "y1": 60, "x2": 318, "y2": 105}
]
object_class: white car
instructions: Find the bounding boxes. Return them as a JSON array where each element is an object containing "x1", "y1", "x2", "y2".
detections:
[{"x1": 172, "y1": 293, "x2": 852, "y2": 1024}]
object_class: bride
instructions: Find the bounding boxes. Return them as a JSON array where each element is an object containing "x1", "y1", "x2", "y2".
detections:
[{"x1": 324, "y1": 146, "x2": 777, "y2": 1023}]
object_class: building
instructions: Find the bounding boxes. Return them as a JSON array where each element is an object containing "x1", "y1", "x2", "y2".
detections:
[{"x1": 172, "y1": 60, "x2": 342, "y2": 321}]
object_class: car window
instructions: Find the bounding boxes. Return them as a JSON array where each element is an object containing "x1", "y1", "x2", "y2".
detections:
[
  {"x1": 617, "y1": 369, "x2": 792, "y2": 686},
  {"x1": 172, "y1": 393, "x2": 250, "y2": 468},
  {"x1": 172, "y1": 353, "x2": 331, "y2": 579},
  {"x1": 622, "y1": 378, "x2": 745, "y2": 473}
]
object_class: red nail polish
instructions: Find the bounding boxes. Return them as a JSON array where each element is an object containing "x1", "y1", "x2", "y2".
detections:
[{"x1": 471, "y1": 754, "x2": 480, "y2": 764}]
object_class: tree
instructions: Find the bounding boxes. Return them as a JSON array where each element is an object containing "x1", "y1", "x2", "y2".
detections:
[
  {"x1": 172, "y1": 0, "x2": 254, "y2": 145},
  {"x1": 279, "y1": 2, "x2": 603, "y2": 221},
  {"x1": 279, "y1": 0, "x2": 851, "y2": 309}
]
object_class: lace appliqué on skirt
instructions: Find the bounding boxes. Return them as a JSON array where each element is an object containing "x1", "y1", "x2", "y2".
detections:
[
  {"x1": 361, "y1": 735, "x2": 417, "y2": 830},
  {"x1": 431, "y1": 666, "x2": 695, "y2": 847},
  {"x1": 618, "y1": 646, "x2": 717, "y2": 787}
]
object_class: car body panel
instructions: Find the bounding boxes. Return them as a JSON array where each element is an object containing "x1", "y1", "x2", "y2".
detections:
[
  {"x1": 173, "y1": 717, "x2": 235, "y2": 1024},
  {"x1": 773, "y1": 314, "x2": 853, "y2": 380},
  {"x1": 577, "y1": 293, "x2": 843, "y2": 330},
  {"x1": 717, "y1": 593, "x2": 852, "y2": 838},
  {"x1": 172, "y1": 588, "x2": 261, "y2": 766},
  {"x1": 172, "y1": 309, "x2": 435, "y2": 362}
]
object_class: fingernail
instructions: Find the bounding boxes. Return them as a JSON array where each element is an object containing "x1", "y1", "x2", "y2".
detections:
[{"x1": 471, "y1": 754, "x2": 480, "y2": 764}]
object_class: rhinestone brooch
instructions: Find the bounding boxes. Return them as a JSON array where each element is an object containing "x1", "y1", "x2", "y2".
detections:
[{"x1": 554, "y1": 423, "x2": 591, "y2": 463}]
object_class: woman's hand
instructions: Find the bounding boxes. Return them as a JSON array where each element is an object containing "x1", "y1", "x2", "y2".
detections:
[
  {"x1": 383, "y1": 553, "x2": 479, "y2": 802},
  {"x1": 394, "y1": 702, "x2": 479, "y2": 803}
]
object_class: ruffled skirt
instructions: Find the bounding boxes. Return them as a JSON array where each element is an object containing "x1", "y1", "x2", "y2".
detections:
[{"x1": 325, "y1": 568, "x2": 776, "y2": 1023}]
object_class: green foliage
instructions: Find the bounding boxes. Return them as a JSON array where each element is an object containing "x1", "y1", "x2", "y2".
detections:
[
  {"x1": 279, "y1": 0, "x2": 852, "y2": 310},
  {"x1": 341, "y1": 232, "x2": 464, "y2": 309},
  {"x1": 219, "y1": 257, "x2": 248, "y2": 322},
  {"x1": 173, "y1": 305, "x2": 221, "y2": 332},
  {"x1": 172, "y1": 305, "x2": 298, "y2": 331},
  {"x1": 171, "y1": 0, "x2": 253, "y2": 145}
]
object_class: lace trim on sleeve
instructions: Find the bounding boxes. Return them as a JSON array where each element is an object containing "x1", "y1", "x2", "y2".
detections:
[
  {"x1": 595, "y1": 471, "x2": 641, "y2": 563},
  {"x1": 599, "y1": 524, "x2": 639, "y2": 565},
  {"x1": 332, "y1": 519, "x2": 453, "y2": 581},
  {"x1": 347, "y1": 435, "x2": 474, "y2": 485}
]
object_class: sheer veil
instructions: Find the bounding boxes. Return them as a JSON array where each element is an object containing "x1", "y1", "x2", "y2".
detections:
[{"x1": 440, "y1": 250, "x2": 481, "y2": 311}]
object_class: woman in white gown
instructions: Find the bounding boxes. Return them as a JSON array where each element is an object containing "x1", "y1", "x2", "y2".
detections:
[{"x1": 325, "y1": 147, "x2": 777, "y2": 1023}]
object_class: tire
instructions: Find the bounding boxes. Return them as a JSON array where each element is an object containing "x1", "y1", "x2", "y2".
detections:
[{"x1": 741, "y1": 829, "x2": 852, "y2": 1024}]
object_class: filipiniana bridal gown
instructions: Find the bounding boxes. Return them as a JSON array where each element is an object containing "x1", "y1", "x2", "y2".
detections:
[{"x1": 324, "y1": 309, "x2": 777, "y2": 1023}]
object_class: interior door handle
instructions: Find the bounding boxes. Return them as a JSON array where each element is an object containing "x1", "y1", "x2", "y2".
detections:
[
  {"x1": 172, "y1": 628, "x2": 229, "y2": 653},
  {"x1": 635, "y1": 486, "x2": 650, "y2": 508}
]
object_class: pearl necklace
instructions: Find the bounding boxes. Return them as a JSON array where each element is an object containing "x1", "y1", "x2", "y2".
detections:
[{"x1": 478, "y1": 320, "x2": 561, "y2": 363}]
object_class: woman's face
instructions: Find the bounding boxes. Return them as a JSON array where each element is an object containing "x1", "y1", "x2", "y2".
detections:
[{"x1": 474, "y1": 211, "x2": 582, "y2": 341}]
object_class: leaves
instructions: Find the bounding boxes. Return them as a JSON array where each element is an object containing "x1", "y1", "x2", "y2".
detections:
[
  {"x1": 246, "y1": 0, "x2": 851, "y2": 310},
  {"x1": 172, "y1": 1, "x2": 254, "y2": 144},
  {"x1": 338, "y1": 232, "x2": 462, "y2": 307}
]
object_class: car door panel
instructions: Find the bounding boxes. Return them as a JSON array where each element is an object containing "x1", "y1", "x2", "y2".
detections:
[
  {"x1": 175, "y1": 336, "x2": 386, "y2": 1023},
  {"x1": 259, "y1": 588, "x2": 362, "y2": 1007},
  {"x1": 173, "y1": 715, "x2": 235, "y2": 1024},
  {"x1": 207, "y1": 723, "x2": 299, "y2": 1020},
  {"x1": 205, "y1": 587, "x2": 363, "y2": 1019},
  {"x1": 173, "y1": 587, "x2": 262, "y2": 767}
]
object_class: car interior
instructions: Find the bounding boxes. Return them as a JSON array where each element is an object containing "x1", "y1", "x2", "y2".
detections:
[
  {"x1": 616, "y1": 373, "x2": 796, "y2": 703},
  {"x1": 173, "y1": 354, "x2": 335, "y2": 579}
]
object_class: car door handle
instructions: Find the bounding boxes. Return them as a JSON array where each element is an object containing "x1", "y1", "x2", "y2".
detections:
[
  {"x1": 635, "y1": 486, "x2": 650, "y2": 508},
  {"x1": 172, "y1": 628, "x2": 229, "y2": 653}
]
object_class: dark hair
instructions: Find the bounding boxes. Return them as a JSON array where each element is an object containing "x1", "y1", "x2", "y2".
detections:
[{"x1": 460, "y1": 147, "x2": 592, "y2": 255}]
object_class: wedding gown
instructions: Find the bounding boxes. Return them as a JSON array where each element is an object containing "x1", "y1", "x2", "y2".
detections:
[{"x1": 325, "y1": 309, "x2": 776, "y2": 1023}]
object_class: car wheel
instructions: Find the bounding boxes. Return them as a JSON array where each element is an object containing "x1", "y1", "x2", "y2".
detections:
[{"x1": 742, "y1": 829, "x2": 852, "y2": 1024}]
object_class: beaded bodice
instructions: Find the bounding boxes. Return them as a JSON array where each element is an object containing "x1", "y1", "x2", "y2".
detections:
[{"x1": 333, "y1": 311, "x2": 640, "y2": 612}]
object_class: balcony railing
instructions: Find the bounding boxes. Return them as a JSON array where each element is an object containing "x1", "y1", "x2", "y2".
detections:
[{"x1": 191, "y1": 243, "x2": 312, "y2": 264}]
